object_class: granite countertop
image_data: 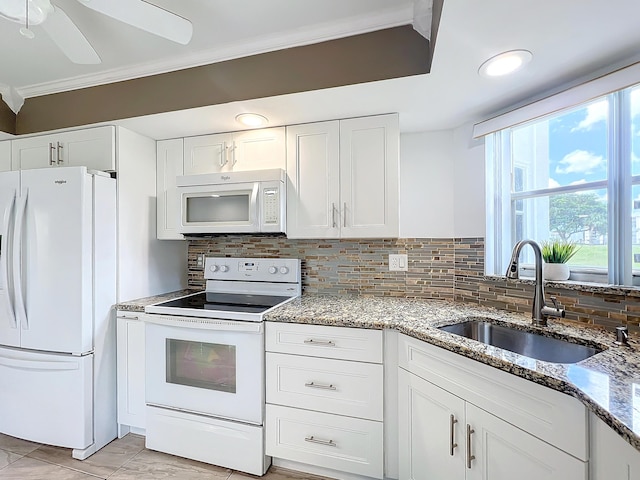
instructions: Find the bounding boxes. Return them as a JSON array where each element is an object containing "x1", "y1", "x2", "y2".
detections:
[
  {"x1": 263, "y1": 294, "x2": 640, "y2": 452},
  {"x1": 116, "y1": 291, "x2": 640, "y2": 452},
  {"x1": 115, "y1": 289, "x2": 195, "y2": 312}
]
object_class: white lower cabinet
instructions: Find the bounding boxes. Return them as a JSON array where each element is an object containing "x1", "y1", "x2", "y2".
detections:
[
  {"x1": 116, "y1": 311, "x2": 146, "y2": 436},
  {"x1": 265, "y1": 322, "x2": 384, "y2": 479},
  {"x1": 398, "y1": 334, "x2": 588, "y2": 480},
  {"x1": 590, "y1": 412, "x2": 640, "y2": 480}
]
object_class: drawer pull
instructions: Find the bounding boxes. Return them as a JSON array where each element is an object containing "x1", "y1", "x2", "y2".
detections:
[
  {"x1": 303, "y1": 339, "x2": 335, "y2": 346},
  {"x1": 304, "y1": 436, "x2": 336, "y2": 447},
  {"x1": 466, "y1": 424, "x2": 475, "y2": 469},
  {"x1": 450, "y1": 414, "x2": 458, "y2": 456},
  {"x1": 304, "y1": 382, "x2": 337, "y2": 391}
]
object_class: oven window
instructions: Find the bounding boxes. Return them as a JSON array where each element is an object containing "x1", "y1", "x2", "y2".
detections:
[
  {"x1": 186, "y1": 194, "x2": 249, "y2": 223},
  {"x1": 166, "y1": 339, "x2": 237, "y2": 393}
]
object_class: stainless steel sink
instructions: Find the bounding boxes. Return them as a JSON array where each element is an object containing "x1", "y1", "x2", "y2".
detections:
[{"x1": 439, "y1": 320, "x2": 602, "y2": 363}]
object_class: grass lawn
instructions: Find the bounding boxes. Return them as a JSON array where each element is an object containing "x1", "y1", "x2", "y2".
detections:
[{"x1": 569, "y1": 244, "x2": 640, "y2": 268}]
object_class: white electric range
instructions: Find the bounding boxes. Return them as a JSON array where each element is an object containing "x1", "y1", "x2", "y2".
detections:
[{"x1": 143, "y1": 257, "x2": 301, "y2": 476}]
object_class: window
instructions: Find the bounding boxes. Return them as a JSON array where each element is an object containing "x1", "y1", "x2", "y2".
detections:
[{"x1": 486, "y1": 83, "x2": 640, "y2": 286}]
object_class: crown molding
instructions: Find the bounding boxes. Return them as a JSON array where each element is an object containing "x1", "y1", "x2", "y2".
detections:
[{"x1": 17, "y1": 5, "x2": 414, "y2": 99}]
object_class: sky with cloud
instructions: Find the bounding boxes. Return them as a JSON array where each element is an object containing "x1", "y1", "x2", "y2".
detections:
[{"x1": 547, "y1": 88, "x2": 640, "y2": 189}]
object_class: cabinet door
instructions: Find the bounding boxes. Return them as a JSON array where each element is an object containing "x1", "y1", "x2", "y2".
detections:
[
  {"x1": 590, "y1": 412, "x2": 640, "y2": 480},
  {"x1": 232, "y1": 127, "x2": 285, "y2": 171},
  {"x1": 156, "y1": 139, "x2": 184, "y2": 240},
  {"x1": 183, "y1": 133, "x2": 232, "y2": 174},
  {"x1": 465, "y1": 403, "x2": 587, "y2": 480},
  {"x1": 0, "y1": 141, "x2": 10, "y2": 171},
  {"x1": 116, "y1": 314, "x2": 146, "y2": 433},
  {"x1": 59, "y1": 126, "x2": 115, "y2": 171},
  {"x1": 11, "y1": 135, "x2": 56, "y2": 170},
  {"x1": 340, "y1": 114, "x2": 399, "y2": 238},
  {"x1": 285, "y1": 121, "x2": 340, "y2": 238},
  {"x1": 398, "y1": 369, "x2": 465, "y2": 480},
  {"x1": 11, "y1": 127, "x2": 115, "y2": 171}
]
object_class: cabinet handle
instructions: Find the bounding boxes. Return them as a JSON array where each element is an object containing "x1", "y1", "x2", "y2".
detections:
[
  {"x1": 466, "y1": 424, "x2": 475, "y2": 469},
  {"x1": 117, "y1": 314, "x2": 139, "y2": 320},
  {"x1": 332, "y1": 203, "x2": 337, "y2": 228},
  {"x1": 304, "y1": 436, "x2": 336, "y2": 447},
  {"x1": 343, "y1": 202, "x2": 347, "y2": 227},
  {"x1": 57, "y1": 141, "x2": 64, "y2": 164},
  {"x1": 231, "y1": 142, "x2": 237, "y2": 166},
  {"x1": 221, "y1": 142, "x2": 229, "y2": 167},
  {"x1": 303, "y1": 339, "x2": 335, "y2": 347},
  {"x1": 305, "y1": 382, "x2": 337, "y2": 391},
  {"x1": 49, "y1": 142, "x2": 55, "y2": 165},
  {"x1": 450, "y1": 414, "x2": 458, "y2": 456}
]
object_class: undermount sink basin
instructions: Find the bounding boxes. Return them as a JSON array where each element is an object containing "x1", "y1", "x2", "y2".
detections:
[{"x1": 439, "y1": 320, "x2": 602, "y2": 363}]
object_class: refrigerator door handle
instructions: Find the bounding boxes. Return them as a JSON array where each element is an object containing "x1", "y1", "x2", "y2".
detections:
[
  {"x1": 12, "y1": 190, "x2": 28, "y2": 331},
  {"x1": 1, "y1": 191, "x2": 17, "y2": 328},
  {"x1": 0, "y1": 354, "x2": 80, "y2": 371}
]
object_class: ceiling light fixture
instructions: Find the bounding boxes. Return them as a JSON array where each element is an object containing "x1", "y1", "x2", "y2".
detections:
[
  {"x1": 0, "y1": 0, "x2": 53, "y2": 37},
  {"x1": 478, "y1": 49, "x2": 532, "y2": 77},
  {"x1": 235, "y1": 113, "x2": 268, "y2": 128}
]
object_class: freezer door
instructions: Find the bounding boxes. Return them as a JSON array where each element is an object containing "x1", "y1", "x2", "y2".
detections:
[
  {"x1": 0, "y1": 171, "x2": 20, "y2": 348},
  {"x1": 18, "y1": 167, "x2": 94, "y2": 353},
  {"x1": 0, "y1": 347, "x2": 93, "y2": 448}
]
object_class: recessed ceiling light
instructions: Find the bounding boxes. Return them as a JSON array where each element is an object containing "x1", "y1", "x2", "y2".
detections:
[
  {"x1": 478, "y1": 50, "x2": 533, "y2": 77},
  {"x1": 236, "y1": 113, "x2": 268, "y2": 128}
]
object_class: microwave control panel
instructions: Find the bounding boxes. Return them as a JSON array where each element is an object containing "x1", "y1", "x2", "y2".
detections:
[{"x1": 262, "y1": 187, "x2": 280, "y2": 224}]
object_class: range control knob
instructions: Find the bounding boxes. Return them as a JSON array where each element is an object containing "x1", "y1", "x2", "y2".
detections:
[
  {"x1": 279, "y1": 266, "x2": 289, "y2": 274},
  {"x1": 220, "y1": 265, "x2": 229, "y2": 273},
  {"x1": 268, "y1": 266, "x2": 278, "y2": 274},
  {"x1": 209, "y1": 265, "x2": 219, "y2": 272}
]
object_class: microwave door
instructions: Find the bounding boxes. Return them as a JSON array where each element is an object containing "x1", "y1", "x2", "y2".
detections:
[{"x1": 179, "y1": 183, "x2": 259, "y2": 234}]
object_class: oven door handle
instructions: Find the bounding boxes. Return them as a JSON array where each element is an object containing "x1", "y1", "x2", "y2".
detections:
[{"x1": 143, "y1": 314, "x2": 263, "y2": 333}]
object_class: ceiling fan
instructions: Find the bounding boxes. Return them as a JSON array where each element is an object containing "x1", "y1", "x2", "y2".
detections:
[{"x1": 0, "y1": 0, "x2": 193, "y2": 64}]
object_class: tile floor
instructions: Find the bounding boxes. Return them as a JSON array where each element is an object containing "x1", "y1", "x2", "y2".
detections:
[{"x1": 0, "y1": 433, "x2": 330, "y2": 479}]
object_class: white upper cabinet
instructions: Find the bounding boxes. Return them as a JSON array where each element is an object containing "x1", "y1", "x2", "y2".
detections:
[
  {"x1": 11, "y1": 126, "x2": 116, "y2": 172},
  {"x1": 340, "y1": 115, "x2": 399, "y2": 238},
  {"x1": 0, "y1": 141, "x2": 10, "y2": 172},
  {"x1": 183, "y1": 127, "x2": 285, "y2": 175},
  {"x1": 156, "y1": 139, "x2": 184, "y2": 240},
  {"x1": 232, "y1": 128, "x2": 286, "y2": 171},
  {"x1": 286, "y1": 121, "x2": 341, "y2": 238},
  {"x1": 286, "y1": 114, "x2": 399, "y2": 239}
]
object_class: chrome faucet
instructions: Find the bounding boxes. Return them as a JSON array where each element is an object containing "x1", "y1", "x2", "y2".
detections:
[{"x1": 506, "y1": 240, "x2": 566, "y2": 327}]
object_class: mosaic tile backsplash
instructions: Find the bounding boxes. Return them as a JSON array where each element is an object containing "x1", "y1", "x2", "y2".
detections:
[{"x1": 187, "y1": 236, "x2": 640, "y2": 332}]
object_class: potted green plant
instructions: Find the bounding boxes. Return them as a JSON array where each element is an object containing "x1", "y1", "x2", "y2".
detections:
[{"x1": 541, "y1": 240, "x2": 579, "y2": 281}]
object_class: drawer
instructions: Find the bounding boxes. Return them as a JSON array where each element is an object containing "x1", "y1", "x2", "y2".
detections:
[
  {"x1": 265, "y1": 322, "x2": 383, "y2": 363},
  {"x1": 266, "y1": 404, "x2": 383, "y2": 479},
  {"x1": 398, "y1": 333, "x2": 588, "y2": 461},
  {"x1": 266, "y1": 353, "x2": 383, "y2": 421}
]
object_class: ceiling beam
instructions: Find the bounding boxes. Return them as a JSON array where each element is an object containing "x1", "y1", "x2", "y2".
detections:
[
  {"x1": 15, "y1": 25, "x2": 432, "y2": 135},
  {"x1": 0, "y1": 101, "x2": 16, "y2": 135}
]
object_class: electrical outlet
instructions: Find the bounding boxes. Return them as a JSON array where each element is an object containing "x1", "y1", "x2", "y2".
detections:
[
  {"x1": 389, "y1": 254, "x2": 408, "y2": 271},
  {"x1": 196, "y1": 254, "x2": 206, "y2": 269}
]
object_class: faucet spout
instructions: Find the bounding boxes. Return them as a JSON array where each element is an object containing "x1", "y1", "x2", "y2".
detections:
[{"x1": 505, "y1": 240, "x2": 566, "y2": 327}]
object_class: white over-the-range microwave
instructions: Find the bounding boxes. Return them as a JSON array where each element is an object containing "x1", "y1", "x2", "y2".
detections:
[{"x1": 176, "y1": 168, "x2": 286, "y2": 234}]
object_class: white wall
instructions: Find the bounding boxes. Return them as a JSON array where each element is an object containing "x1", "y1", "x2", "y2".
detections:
[
  {"x1": 399, "y1": 131, "x2": 455, "y2": 238},
  {"x1": 399, "y1": 125, "x2": 486, "y2": 239},
  {"x1": 116, "y1": 127, "x2": 187, "y2": 301},
  {"x1": 453, "y1": 122, "x2": 485, "y2": 238}
]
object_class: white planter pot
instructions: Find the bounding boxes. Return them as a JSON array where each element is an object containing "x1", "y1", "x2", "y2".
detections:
[{"x1": 543, "y1": 263, "x2": 570, "y2": 281}]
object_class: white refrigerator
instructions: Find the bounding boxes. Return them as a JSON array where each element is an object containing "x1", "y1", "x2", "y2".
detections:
[{"x1": 0, "y1": 166, "x2": 117, "y2": 460}]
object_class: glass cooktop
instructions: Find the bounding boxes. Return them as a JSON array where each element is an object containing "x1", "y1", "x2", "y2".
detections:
[{"x1": 155, "y1": 292, "x2": 292, "y2": 314}]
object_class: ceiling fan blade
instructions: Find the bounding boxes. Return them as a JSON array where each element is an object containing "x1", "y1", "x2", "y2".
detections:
[
  {"x1": 77, "y1": 0, "x2": 193, "y2": 45},
  {"x1": 41, "y1": 6, "x2": 101, "y2": 64}
]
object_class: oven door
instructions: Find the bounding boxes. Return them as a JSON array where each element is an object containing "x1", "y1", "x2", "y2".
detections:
[
  {"x1": 145, "y1": 316, "x2": 264, "y2": 425},
  {"x1": 178, "y1": 181, "x2": 259, "y2": 234}
]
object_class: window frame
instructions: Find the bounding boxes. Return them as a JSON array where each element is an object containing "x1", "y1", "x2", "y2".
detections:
[{"x1": 486, "y1": 86, "x2": 640, "y2": 286}]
